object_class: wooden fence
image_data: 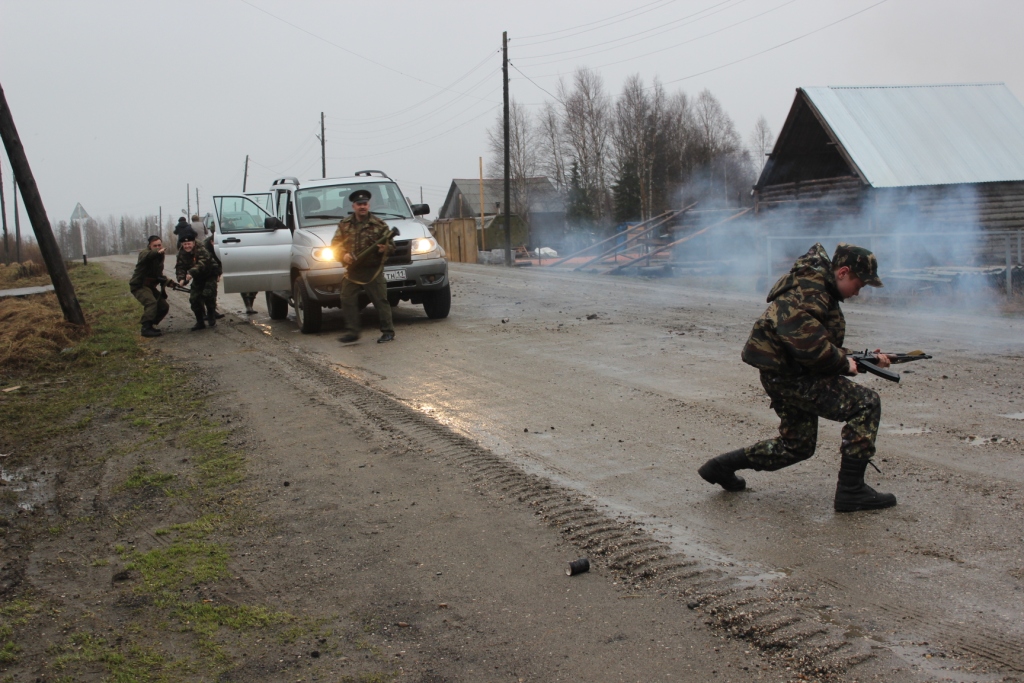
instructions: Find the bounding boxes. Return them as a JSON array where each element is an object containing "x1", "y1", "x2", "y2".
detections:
[{"x1": 432, "y1": 218, "x2": 478, "y2": 263}]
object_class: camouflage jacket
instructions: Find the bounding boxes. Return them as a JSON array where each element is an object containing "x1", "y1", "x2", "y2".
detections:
[
  {"x1": 203, "y1": 235, "x2": 223, "y2": 278},
  {"x1": 175, "y1": 241, "x2": 218, "y2": 283},
  {"x1": 330, "y1": 214, "x2": 394, "y2": 282},
  {"x1": 129, "y1": 248, "x2": 166, "y2": 291},
  {"x1": 741, "y1": 243, "x2": 849, "y2": 376}
]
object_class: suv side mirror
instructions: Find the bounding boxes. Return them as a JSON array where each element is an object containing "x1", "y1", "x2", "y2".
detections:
[
  {"x1": 411, "y1": 203, "x2": 430, "y2": 216},
  {"x1": 264, "y1": 216, "x2": 286, "y2": 231}
]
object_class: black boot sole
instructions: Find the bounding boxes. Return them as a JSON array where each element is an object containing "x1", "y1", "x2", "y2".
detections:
[{"x1": 698, "y1": 460, "x2": 746, "y2": 492}]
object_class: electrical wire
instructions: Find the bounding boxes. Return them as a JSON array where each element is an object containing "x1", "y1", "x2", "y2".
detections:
[
  {"x1": 238, "y1": 0, "x2": 497, "y2": 106},
  {"x1": 659, "y1": 0, "x2": 889, "y2": 86},
  {"x1": 514, "y1": 0, "x2": 677, "y2": 43},
  {"x1": 520, "y1": 0, "x2": 800, "y2": 71},
  {"x1": 325, "y1": 68, "x2": 501, "y2": 138},
  {"x1": 509, "y1": 62, "x2": 560, "y2": 102},
  {"x1": 326, "y1": 49, "x2": 500, "y2": 125},
  {"x1": 514, "y1": 0, "x2": 743, "y2": 60},
  {"x1": 353, "y1": 103, "x2": 501, "y2": 158}
]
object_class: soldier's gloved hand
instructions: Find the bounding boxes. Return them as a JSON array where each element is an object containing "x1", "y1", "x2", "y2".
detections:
[
  {"x1": 343, "y1": 253, "x2": 354, "y2": 265},
  {"x1": 847, "y1": 357, "x2": 859, "y2": 375}
]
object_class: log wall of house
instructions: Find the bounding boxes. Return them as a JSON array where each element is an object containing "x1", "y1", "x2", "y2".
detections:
[{"x1": 753, "y1": 178, "x2": 1024, "y2": 267}]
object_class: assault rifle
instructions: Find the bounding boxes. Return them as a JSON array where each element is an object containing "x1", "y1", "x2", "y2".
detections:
[
  {"x1": 351, "y1": 227, "x2": 399, "y2": 264},
  {"x1": 850, "y1": 350, "x2": 933, "y2": 383},
  {"x1": 159, "y1": 277, "x2": 191, "y2": 294}
]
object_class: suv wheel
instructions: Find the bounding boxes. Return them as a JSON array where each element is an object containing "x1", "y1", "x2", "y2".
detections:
[
  {"x1": 422, "y1": 284, "x2": 451, "y2": 319},
  {"x1": 293, "y1": 278, "x2": 322, "y2": 333},
  {"x1": 266, "y1": 291, "x2": 289, "y2": 320}
]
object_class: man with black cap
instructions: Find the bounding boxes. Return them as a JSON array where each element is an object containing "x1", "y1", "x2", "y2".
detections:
[
  {"x1": 698, "y1": 243, "x2": 897, "y2": 512},
  {"x1": 330, "y1": 189, "x2": 396, "y2": 344},
  {"x1": 174, "y1": 216, "x2": 197, "y2": 248},
  {"x1": 129, "y1": 235, "x2": 171, "y2": 338}
]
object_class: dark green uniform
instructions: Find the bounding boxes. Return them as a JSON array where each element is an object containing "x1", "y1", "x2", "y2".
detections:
[
  {"x1": 740, "y1": 243, "x2": 880, "y2": 468},
  {"x1": 129, "y1": 248, "x2": 170, "y2": 326},
  {"x1": 176, "y1": 241, "x2": 219, "y2": 324},
  {"x1": 330, "y1": 214, "x2": 395, "y2": 336}
]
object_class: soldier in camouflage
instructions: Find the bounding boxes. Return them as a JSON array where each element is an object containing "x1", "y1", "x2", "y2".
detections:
[
  {"x1": 175, "y1": 236, "x2": 219, "y2": 331},
  {"x1": 129, "y1": 235, "x2": 171, "y2": 338},
  {"x1": 330, "y1": 189, "x2": 396, "y2": 344},
  {"x1": 698, "y1": 243, "x2": 898, "y2": 512}
]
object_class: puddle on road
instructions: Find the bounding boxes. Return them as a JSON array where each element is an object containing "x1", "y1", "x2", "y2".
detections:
[
  {"x1": 735, "y1": 570, "x2": 788, "y2": 588},
  {"x1": 881, "y1": 424, "x2": 932, "y2": 435},
  {"x1": 997, "y1": 412, "x2": 1024, "y2": 420},
  {"x1": 963, "y1": 435, "x2": 1008, "y2": 446},
  {"x1": 1, "y1": 465, "x2": 56, "y2": 511}
]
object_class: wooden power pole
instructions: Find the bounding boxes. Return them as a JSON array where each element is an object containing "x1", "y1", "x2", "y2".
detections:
[
  {"x1": 0, "y1": 81, "x2": 86, "y2": 325},
  {"x1": 502, "y1": 30, "x2": 511, "y2": 267},
  {"x1": 13, "y1": 177, "x2": 20, "y2": 262},
  {"x1": 316, "y1": 112, "x2": 326, "y2": 179},
  {"x1": 0, "y1": 159, "x2": 8, "y2": 265},
  {"x1": 479, "y1": 156, "x2": 486, "y2": 251},
  {"x1": 243, "y1": 154, "x2": 249, "y2": 192}
]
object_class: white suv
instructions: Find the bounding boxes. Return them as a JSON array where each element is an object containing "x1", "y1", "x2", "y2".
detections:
[{"x1": 211, "y1": 171, "x2": 449, "y2": 333}]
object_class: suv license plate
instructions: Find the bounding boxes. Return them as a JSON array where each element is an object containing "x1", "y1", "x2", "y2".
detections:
[{"x1": 384, "y1": 269, "x2": 407, "y2": 282}]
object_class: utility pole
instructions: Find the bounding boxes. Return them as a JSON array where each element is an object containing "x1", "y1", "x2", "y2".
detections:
[
  {"x1": 243, "y1": 154, "x2": 249, "y2": 192},
  {"x1": 479, "y1": 156, "x2": 486, "y2": 251},
  {"x1": 0, "y1": 81, "x2": 86, "y2": 325},
  {"x1": 502, "y1": 30, "x2": 511, "y2": 267},
  {"x1": 159, "y1": 206, "x2": 163, "y2": 242},
  {"x1": 316, "y1": 112, "x2": 326, "y2": 179},
  {"x1": 195, "y1": 187, "x2": 199, "y2": 216},
  {"x1": 13, "y1": 177, "x2": 20, "y2": 262},
  {"x1": 187, "y1": 183, "x2": 190, "y2": 217},
  {"x1": 0, "y1": 159, "x2": 8, "y2": 264}
]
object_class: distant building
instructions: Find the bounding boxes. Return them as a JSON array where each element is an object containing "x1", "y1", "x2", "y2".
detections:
[
  {"x1": 754, "y1": 83, "x2": 1024, "y2": 267},
  {"x1": 438, "y1": 177, "x2": 565, "y2": 250}
]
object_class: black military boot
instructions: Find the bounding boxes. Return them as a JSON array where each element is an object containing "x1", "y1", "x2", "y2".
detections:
[
  {"x1": 698, "y1": 449, "x2": 751, "y2": 492},
  {"x1": 141, "y1": 322, "x2": 161, "y2": 338},
  {"x1": 834, "y1": 456, "x2": 897, "y2": 512},
  {"x1": 190, "y1": 307, "x2": 206, "y2": 331},
  {"x1": 206, "y1": 302, "x2": 217, "y2": 328}
]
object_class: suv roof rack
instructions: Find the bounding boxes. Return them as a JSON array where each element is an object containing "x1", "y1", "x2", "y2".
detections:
[
  {"x1": 271, "y1": 177, "x2": 300, "y2": 186},
  {"x1": 353, "y1": 170, "x2": 391, "y2": 179}
]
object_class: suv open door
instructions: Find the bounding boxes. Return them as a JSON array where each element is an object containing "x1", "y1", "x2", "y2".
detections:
[{"x1": 212, "y1": 195, "x2": 292, "y2": 293}]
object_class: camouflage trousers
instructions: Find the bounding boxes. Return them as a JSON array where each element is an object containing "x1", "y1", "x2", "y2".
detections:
[
  {"x1": 189, "y1": 278, "x2": 218, "y2": 317},
  {"x1": 340, "y1": 272, "x2": 394, "y2": 334},
  {"x1": 132, "y1": 286, "x2": 169, "y2": 325},
  {"x1": 743, "y1": 371, "x2": 881, "y2": 470}
]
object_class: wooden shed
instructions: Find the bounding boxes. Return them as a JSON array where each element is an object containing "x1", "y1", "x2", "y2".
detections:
[{"x1": 754, "y1": 84, "x2": 1024, "y2": 278}]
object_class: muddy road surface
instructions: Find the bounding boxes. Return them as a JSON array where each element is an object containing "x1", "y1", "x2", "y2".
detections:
[{"x1": 105, "y1": 255, "x2": 1024, "y2": 681}]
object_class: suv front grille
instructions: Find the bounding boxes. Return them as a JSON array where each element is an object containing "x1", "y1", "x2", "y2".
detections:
[{"x1": 387, "y1": 240, "x2": 411, "y2": 266}]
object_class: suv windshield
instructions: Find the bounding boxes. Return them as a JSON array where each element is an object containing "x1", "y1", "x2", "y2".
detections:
[{"x1": 296, "y1": 182, "x2": 412, "y2": 228}]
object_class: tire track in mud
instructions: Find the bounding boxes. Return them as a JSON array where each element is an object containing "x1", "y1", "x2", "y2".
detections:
[{"x1": 216, "y1": 321, "x2": 1016, "y2": 681}]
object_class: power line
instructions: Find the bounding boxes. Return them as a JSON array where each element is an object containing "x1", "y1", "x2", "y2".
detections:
[
  {"x1": 515, "y1": 0, "x2": 677, "y2": 42},
  {"x1": 660, "y1": 0, "x2": 889, "y2": 86},
  {"x1": 515, "y1": 0, "x2": 743, "y2": 60},
  {"x1": 520, "y1": 0, "x2": 800, "y2": 71},
  {"x1": 238, "y1": 0, "x2": 498, "y2": 106},
  {"x1": 356, "y1": 104, "x2": 501, "y2": 158},
  {"x1": 509, "y1": 62, "x2": 560, "y2": 102}
]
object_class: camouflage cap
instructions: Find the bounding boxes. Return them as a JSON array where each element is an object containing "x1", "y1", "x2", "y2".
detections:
[{"x1": 833, "y1": 243, "x2": 883, "y2": 287}]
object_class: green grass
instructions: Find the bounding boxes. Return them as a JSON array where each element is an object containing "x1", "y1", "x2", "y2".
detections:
[{"x1": 120, "y1": 465, "x2": 177, "y2": 492}]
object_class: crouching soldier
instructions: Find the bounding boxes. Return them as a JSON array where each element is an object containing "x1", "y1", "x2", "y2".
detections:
[
  {"x1": 202, "y1": 232, "x2": 226, "y2": 320},
  {"x1": 129, "y1": 235, "x2": 170, "y2": 337},
  {"x1": 698, "y1": 243, "x2": 896, "y2": 513},
  {"x1": 176, "y1": 236, "x2": 218, "y2": 331}
]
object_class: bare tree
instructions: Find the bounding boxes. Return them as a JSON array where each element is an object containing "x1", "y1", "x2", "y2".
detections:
[
  {"x1": 537, "y1": 102, "x2": 568, "y2": 194},
  {"x1": 748, "y1": 115, "x2": 775, "y2": 178},
  {"x1": 487, "y1": 98, "x2": 539, "y2": 224},
  {"x1": 558, "y1": 67, "x2": 612, "y2": 223},
  {"x1": 612, "y1": 75, "x2": 654, "y2": 221}
]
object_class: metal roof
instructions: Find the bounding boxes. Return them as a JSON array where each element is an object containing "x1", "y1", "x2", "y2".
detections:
[
  {"x1": 801, "y1": 83, "x2": 1024, "y2": 188},
  {"x1": 439, "y1": 178, "x2": 564, "y2": 218}
]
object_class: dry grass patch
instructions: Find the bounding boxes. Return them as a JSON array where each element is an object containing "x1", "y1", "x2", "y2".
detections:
[{"x1": 0, "y1": 293, "x2": 88, "y2": 371}]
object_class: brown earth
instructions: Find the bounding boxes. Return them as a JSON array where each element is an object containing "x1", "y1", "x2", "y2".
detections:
[{"x1": 3, "y1": 255, "x2": 1023, "y2": 682}]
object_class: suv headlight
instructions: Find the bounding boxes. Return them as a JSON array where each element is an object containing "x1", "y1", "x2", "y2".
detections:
[
  {"x1": 411, "y1": 237, "x2": 438, "y2": 255},
  {"x1": 311, "y1": 247, "x2": 337, "y2": 262}
]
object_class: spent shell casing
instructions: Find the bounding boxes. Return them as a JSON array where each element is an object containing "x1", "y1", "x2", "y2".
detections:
[{"x1": 566, "y1": 558, "x2": 590, "y2": 576}]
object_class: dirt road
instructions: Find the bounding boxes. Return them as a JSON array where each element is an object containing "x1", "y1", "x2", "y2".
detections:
[{"x1": 104, "y1": 255, "x2": 1024, "y2": 681}]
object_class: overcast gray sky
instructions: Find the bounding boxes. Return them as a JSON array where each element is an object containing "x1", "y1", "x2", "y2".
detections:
[{"x1": 1, "y1": 0, "x2": 1022, "y2": 227}]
